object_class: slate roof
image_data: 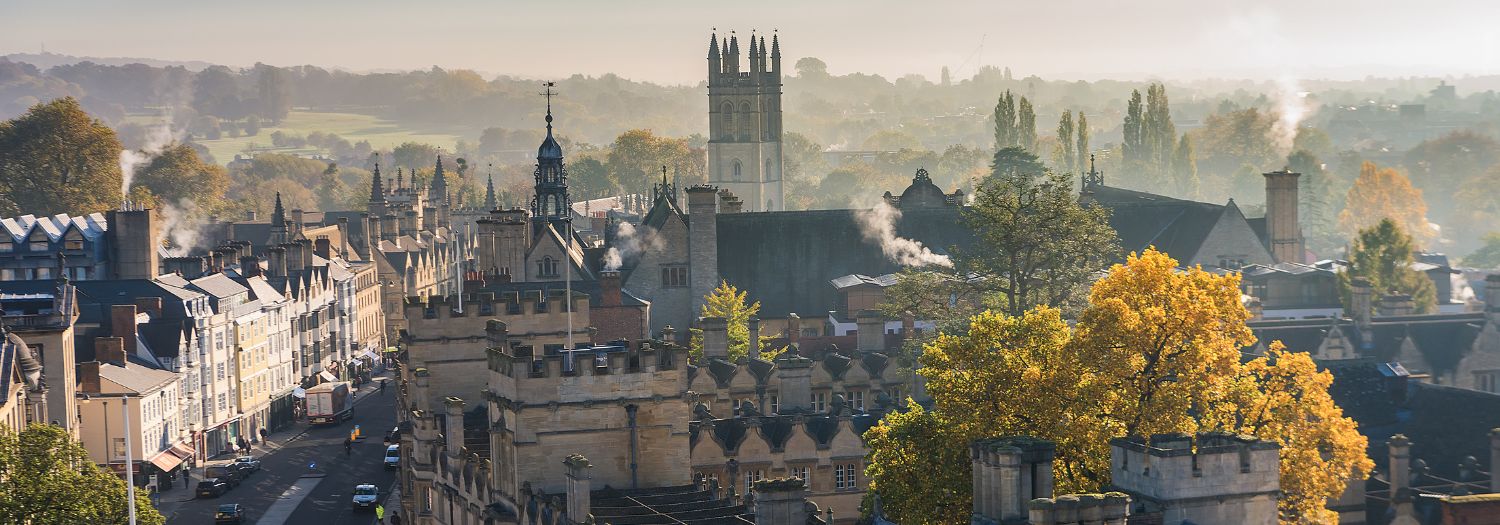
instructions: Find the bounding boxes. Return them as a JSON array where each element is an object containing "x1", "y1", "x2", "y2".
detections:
[
  {"x1": 585, "y1": 484, "x2": 769, "y2": 524},
  {"x1": 0, "y1": 213, "x2": 107, "y2": 243},
  {"x1": 473, "y1": 279, "x2": 648, "y2": 308},
  {"x1": 1085, "y1": 185, "x2": 1245, "y2": 258},
  {"x1": 189, "y1": 273, "x2": 248, "y2": 299},
  {"x1": 99, "y1": 360, "x2": 178, "y2": 394}
]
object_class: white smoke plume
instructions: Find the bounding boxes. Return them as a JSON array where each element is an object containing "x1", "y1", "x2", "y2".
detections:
[
  {"x1": 603, "y1": 221, "x2": 663, "y2": 272},
  {"x1": 855, "y1": 202, "x2": 953, "y2": 268},
  {"x1": 1271, "y1": 75, "x2": 1314, "y2": 155},
  {"x1": 118, "y1": 118, "x2": 178, "y2": 198},
  {"x1": 159, "y1": 199, "x2": 204, "y2": 257}
]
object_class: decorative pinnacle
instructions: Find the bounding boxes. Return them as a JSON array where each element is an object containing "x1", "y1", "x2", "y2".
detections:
[{"x1": 541, "y1": 81, "x2": 557, "y2": 126}]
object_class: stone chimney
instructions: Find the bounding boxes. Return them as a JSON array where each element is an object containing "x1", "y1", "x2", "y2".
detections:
[
  {"x1": 787, "y1": 313, "x2": 801, "y2": 345},
  {"x1": 110, "y1": 304, "x2": 138, "y2": 358},
  {"x1": 412, "y1": 367, "x2": 432, "y2": 413},
  {"x1": 164, "y1": 256, "x2": 207, "y2": 279},
  {"x1": 267, "y1": 247, "x2": 287, "y2": 278},
  {"x1": 1485, "y1": 275, "x2": 1500, "y2": 330},
  {"x1": 314, "y1": 237, "x2": 332, "y2": 261},
  {"x1": 443, "y1": 397, "x2": 465, "y2": 456},
  {"x1": 78, "y1": 361, "x2": 101, "y2": 394},
  {"x1": 773, "y1": 352, "x2": 814, "y2": 413},
  {"x1": 365, "y1": 214, "x2": 381, "y2": 259},
  {"x1": 297, "y1": 240, "x2": 315, "y2": 270},
  {"x1": 95, "y1": 337, "x2": 126, "y2": 368},
  {"x1": 208, "y1": 250, "x2": 224, "y2": 271},
  {"x1": 134, "y1": 297, "x2": 162, "y2": 319},
  {"x1": 701, "y1": 316, "x2": 729, "y2": 360},
  {"x1": 1388, "y1": 434, "x2": 1412, "y2": 495},
  {"x1": 381, "y1": 214, "x2": 398, "y2": 242},
  {"x1": 600, "y1": 270, "x2": 622, "y2": 307},
  {"x1": 1263, "y1": 168, "x2": 1304, "y2": 263},
  {"x1": 284, "y1": 243, "x2": 304, "y2": 271},
  {"x1": 972, "y1": 437, "x2": 1057, "y2": 523},
  {"x1": 856, "y1": 310, "x2": 885, "y2": 353},
  {"x1": 290, "y1": 209, "x2": 304, "y2": 235},
  {"x1": 747, "y1": 316, "x2": 761, "y2": 360},
  {"x1": 105, "y1": 208, "x2": 161, "y2": 280},
  {"x1": 1351, "y1": 277, "x2": 1373, "y2": 350},
  {"x1": 753, "y1": 478, "x2": 810, "y2": 525},
  {"x1": 686, "y1": 186, "x2": 720, "y2": 317},
  {"x1": 564, "y1": 454, "x2": 593, "y2": 524},
  {"x1": 1378, "y1": 293, "x2": 1416, "y2": 317},
  {"x1": 239, "y1": 256, "x2": 262, "y2": 277}
]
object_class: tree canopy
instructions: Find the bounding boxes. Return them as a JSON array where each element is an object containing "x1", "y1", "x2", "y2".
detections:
[
  {"x1": 689, "y1": 281, "x2": 772, "y2": 362},
  {"x1": 1339, "y1": 161, "x2": 1431, "y2": 244},
  {"x1": 0, "y1": 97, "x2": 123, "y2": 215},
  {"x1": 0, "y1": 424, "x2": 165, "y2": 525},
  {"x1": 1339, "y1": 218, "x2": 1437, "y2": 314}
]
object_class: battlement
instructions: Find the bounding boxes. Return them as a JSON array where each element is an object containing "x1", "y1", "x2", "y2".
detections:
[
  {"x1": 403, "y1": 289, "x2": 589, "y2": 319},
  {"x1": 1109, "y1": 432, "x2": 1280, "y2": 504},
  {"x1": 1027, "y1": 493, "x2": 1131, "y2": 525}
]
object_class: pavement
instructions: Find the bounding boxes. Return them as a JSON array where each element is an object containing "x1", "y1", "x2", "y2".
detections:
[{"x1": 162, "y1": 374, "x2": 400, "y2": 524}]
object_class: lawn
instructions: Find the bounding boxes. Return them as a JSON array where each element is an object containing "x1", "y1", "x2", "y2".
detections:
[{"x1": 127, "y1": 109, "x2": 472, "y2": 166}]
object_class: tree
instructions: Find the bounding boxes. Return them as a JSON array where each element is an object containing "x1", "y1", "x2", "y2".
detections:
[
  {"x1": 959, "y1": 167, "x2": 1118, "y2": 317},
  {"x1": 876, "y1": 268, "x2": 977, "y2": 330},
  {"x1": 862, "y1": 129, "x2": 920, "y2": 151},
  {"x1": 1338, "y1": 161, "x2": 1431, "y2": 242},
  {"x1": 1287, "y1": 150, "x2": 1335, "y2": 250},
  {"x1": 1192, "y1": 108, "x2": 1280, "y2": 196},
  {"x1": 988, "y1": 146, "x2": 1046, "y2": 182},
  {"x1": 1075, "y1": 112, "x2": 1090, "y2": 169},
  {"x1": 781, "y1": 131, "x2": 828, "y2": 184},
  {"x1": 1171, "y1": 134, "x2": 1199, "y2": 198},
  {"x1": 1016, "y1": 97, "x2": 1037, "y2": 153},
  {"x1": 254, "y1": 63, "x2": 292, "y2": 124},
  {"x1": 688, "y1": 281, "x2": 766, "y2": 362},
  {"x1": 0, "y1": 424, "x2": 165, "y2": 525},
  {"x1": 1122, "y1": 90, "x2": 1144, "y2": 176},
  {"x1": 1464, "y1": 232, "x2": 1500, "y2": 269},
  {"x1": 0, "y1": 97, "x2": 123, "y2": 216},
  {"x1": 1339, "y1": 218, "x2": 1438, "y2": 314},
  {"x1": 567, "y1": 156, "x2": 614, "y2": 200},
  {"x1": 242, "y1": 115, "x2": 261, "y2": 136},
  {"x1": 605, "y1": 129, "x2": 700, "y2": 197},
  {"x1": 1144, "y1": 83, "x2": 1176, "y2": 184},
  {"x1": 862, "y1": 403, "x2": 972, "y2": 524},
  {"x1": 392, "y1": 142, "x2": 442, "y2": 172},
  {"x1": 1054, "y1": 110, "x2": 1075, "y2": 174},
  {"x1": 992, "y1": 91, "x2": 1016, "y2": 149},
  {"x1": 794, "y1": 57, "x2": 828, "y2": 78},
  {"x1": 132, "y1": 143, "x2": 229, "y2": 211}
]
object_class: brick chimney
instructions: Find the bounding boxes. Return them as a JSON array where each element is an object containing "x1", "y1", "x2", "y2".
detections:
[
  {"x1": 95, "y1": 337, "x2": 126, "y2": 367},
  {"x1": 134, "y1": 297, "x2": 162, "y2": 318},
  {"x1": 314, "y1": 237, "x2": 332, "y2": 261},
  {"x1": 856, "y1": 310, "x2": 885, "y2": 353},
  {"x1": 600, "y1": 270, "x2": 622, "y2": 307},
  {"x1": 564, "y1": 454, "x2": 594, "y2": 524},
  {"x1": 701, "y1": 316, "x2": 729, "y2": 360},
  {"x1": 1263, "y1": 168, "x2": 1304, "y2": 263},
  {"x1": 110, "y1": 304, "x2": 138, "y2": 358},
  {"x1": 78, "y1": 361, "x2": 101, "y2": 394}
]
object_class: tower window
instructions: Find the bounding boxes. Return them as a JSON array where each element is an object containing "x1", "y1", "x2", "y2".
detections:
[
  {"x1": 739, "y1": 101, "x2": 753, "y2": 141},
  {"x1": 721, "y1": 102, "x2": 735, "y2": 139},
  {"x1": 733, "y1": 160, "x2": 742, "y2": 181},
  {"x1": 538, "y1": 256, "x2": 559, "y2": 278}
]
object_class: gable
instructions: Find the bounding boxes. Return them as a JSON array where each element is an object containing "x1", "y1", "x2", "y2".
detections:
[{"x1": 1183, "y1": 202, "x2": 1275, "y2": 268}]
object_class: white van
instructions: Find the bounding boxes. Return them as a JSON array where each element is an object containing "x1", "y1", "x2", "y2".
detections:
[{"x1": 383, "y1": 444, "x2": 400, "y2": 470}]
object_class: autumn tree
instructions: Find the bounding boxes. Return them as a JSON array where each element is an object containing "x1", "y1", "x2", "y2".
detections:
[
  {"x1": 689, "y1": 281, "x2": 770, "y2": 362},
  {"x1": 0, "y1": 424, "x2": 164, "y2": 525},
  {"x1": 0, "y1": 97, "x2": 123, "y2": 215},
  {"x1": 606, "y1": 129, "x2": 702, "y2": 197},
  {"x1": 131, "y1": 143, "x2": 230, "y2": 211},
  {"x1": 1339, "y1": 218, "x2": 1437, "y2": 314},
  {"x1": 862, "y1": 403, "x2": 973, "y2": 524},
  {"x1": 959, "y1": 164, "x2": 1119, "y2": 317},
  {"x1": 1338, "y1": 161, "x2": 1431, "y2": 242}
]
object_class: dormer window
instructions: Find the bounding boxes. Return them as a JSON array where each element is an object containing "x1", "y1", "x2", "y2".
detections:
[{"x1": 537, "y1": 256, "x2": 559, "y2": 278}]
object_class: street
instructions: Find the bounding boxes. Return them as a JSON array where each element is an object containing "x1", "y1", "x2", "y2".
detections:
[{"x1": 164, "y1": 377, "x2": 398, "y2": 525}]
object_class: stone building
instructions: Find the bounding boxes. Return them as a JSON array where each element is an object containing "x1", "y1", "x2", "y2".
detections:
[
  {"x1": 0, "y1": 281, "x2": 80, "y2": 433},
  {"x1": 706, "y1": 30, "x2": 785, "y2": 212},
  {"x1": 1108, "y1": 433, "x2": 1281, "y2": 525},
  {"x1": 75, "y1": 335, "x2": 194, "y2": 489}
]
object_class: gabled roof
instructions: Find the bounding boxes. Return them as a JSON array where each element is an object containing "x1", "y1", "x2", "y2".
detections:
[
  {"x1": 0, "y1": 213, "x2": 107, "y2": 243},
  {"x1": 99, "y1": 360, "x2": 178, "y2": 394},
  {"x1": 188, "y1": 273, "x2": 248, "y2": 299}
]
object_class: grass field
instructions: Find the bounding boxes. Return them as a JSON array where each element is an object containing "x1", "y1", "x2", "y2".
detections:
[{"x1": 126, "y1": 110, "x2": 471, "y2": 165}]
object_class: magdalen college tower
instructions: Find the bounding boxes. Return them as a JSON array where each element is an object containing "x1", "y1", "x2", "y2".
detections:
[{"x1": 707, "y1": 30, "x2": 785, "y2": 211}]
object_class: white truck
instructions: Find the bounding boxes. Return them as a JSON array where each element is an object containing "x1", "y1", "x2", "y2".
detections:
[{"x1": 305, "y1": 381, "x2": 353, "y2": 425}]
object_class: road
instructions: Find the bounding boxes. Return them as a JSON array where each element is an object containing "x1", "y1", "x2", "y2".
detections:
[{"x1": 165, "y1": 378, "x2": 397, "y2": 525}]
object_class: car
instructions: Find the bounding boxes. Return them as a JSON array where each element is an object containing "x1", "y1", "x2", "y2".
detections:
[
  {"x1": 383, "y1": 445, "x2": 400, "y2": 470},
  {"x1": 214, "y1": 503, "x2": 244, "y2": 524},
  {"x1": 204, "y1": 465, "x2": 243, "y2": 487},
  {"x1": 196, "y1": 478, "x2": 229, "y2": 498},
  {"x1": 351, "y1": 484, "x2": 379, "y2": 512},
  {"x1": 233, "y1": 455, "x2": 261, "y2": 473}
]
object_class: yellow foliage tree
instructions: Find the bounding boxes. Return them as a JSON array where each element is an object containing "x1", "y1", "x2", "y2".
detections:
[
  {"x1": 866, "y1": 248, "x2": 1370, "y2": 525},
  {"x1": 1338, "y1": 161, "x2": 1432, "y2": 242},
  {"x1": 689, "y1": 281, "x2": 775, "y2": 362}
]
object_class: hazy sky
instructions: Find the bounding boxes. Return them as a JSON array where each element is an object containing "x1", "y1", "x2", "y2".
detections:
[{"x1": 3, "y1": 0, "x2": 1498, "y2": 84}]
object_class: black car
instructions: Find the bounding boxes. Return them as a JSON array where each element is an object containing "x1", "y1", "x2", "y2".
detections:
[
  {"x1": 196, "y1": 478, "x2": 229, "y2": 498},
  {"x1": 214, "y1": 503, "x2": 244, "y2": 524},
  {"x1": 203, "y1": 465, "x2": 243, "y2": 487}
]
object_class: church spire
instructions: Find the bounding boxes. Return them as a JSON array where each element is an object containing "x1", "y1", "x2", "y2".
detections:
[
  {"x1": 370, "y1": 163, "x2": 384, "y2": 202},
  {"x1": 269, "y1": 191, "x2": 287, "y2": 244},
  {"x1": 748, "y1": 32, "x2": 759, "y2": 75},
  {"x1": 431, "y1": 155, "x2": 448, "y2": 205},
  {"x1": 484, "y1": 171, "x2": 497, "y2": 211},
  {"x1": 532, "y1": 82, "x2": 570, "y2": 223},
  {"x1": 708, "y1": 30, "x2": 722, "y2": 79},
  {"x1": 771, "y1": 32, "x2": 781, "y2": 75}
]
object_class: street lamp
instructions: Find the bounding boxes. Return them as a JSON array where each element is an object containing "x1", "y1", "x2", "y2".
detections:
[{"x1": 82, "y1": 393, "x2": 137, "y2": 525}]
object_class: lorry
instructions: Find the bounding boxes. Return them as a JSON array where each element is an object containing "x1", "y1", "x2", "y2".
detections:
[{"x1": 306, "y1": 381, "x2": 353, "y2": 425}]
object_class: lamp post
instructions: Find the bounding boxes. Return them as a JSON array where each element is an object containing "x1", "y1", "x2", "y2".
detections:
[{"x1": 84, "y1": 394, "x2": 137, "y2": 525}]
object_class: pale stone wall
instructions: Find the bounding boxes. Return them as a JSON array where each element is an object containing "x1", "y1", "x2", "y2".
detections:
[
  {"x1": 622, "y1": 212, "x2": 693, "y2": 338},
  {"x1": 1188, "y1": 203, "x2": 1275, "y2": 270}
]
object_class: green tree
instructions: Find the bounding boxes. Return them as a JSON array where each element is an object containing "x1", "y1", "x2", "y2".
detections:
[
  {"x1": 988, "y1": 146, "x2": 1046, "y2": 181},
  {"x1": 1016, "y1": 97, "x2": 1037, "y2": 153},
  {"x1": 960, "y1": 166, "x2": 1119, "y2": 317},
  {"x1": 688, "y1": 281, "x2": 766, "y2": 362},
  {"x1": 1145, "y1": 83, "x2": 1176, "y2": 184},
  {"x1": 568, "y1": 156, "x2": 614, "y2": 200},
  {"x1": 1464, "y1": 232, "x2": 1500, "y2": 269},
  {"x1": 392, "y1": 142, "x2": 441, "y2": 172},
  {"x1": 132, "y1": 143, "x2": 229, "y2": 211},
  {"x1": 1339, "y1": 218, "x2": 1438, "y2": 314},
  {"x1": 1172, "y1": 134, "x2": 1199, "y2": 198},
  {"x1": 0, "y1": 424, "x2": 165, "y2": 525},
  {"x1": 254, "y1": 63, "x2": 292, "y2": 124},
  {"x1": 0, "y1": 97, "x2": 123, "y2": 216},
  {"x1": 1122, "y1": 89, "x2": 1144, "y2": 176},
  {"x1": 1287, "y1": 150, "x2": 1334, "y2": 250},
  {"x1": 605, "y1": 129, "x2": 700, "y2": 197},
  {"x1": 781, "y1": 131, "x2": 828, "y2": 184},
  {"x1": 992, "y1": 91, "x2": 1016, "y2": 149},
  {"x1": 1054, "y1": 110, "x2": 1075, "y2": 174},
  {"x1": 1075, "y1": 112, "x2": 1090, "y2": 169},
  {"x1": 862, "y1": 403, "x2": 972, "y2": 524}
]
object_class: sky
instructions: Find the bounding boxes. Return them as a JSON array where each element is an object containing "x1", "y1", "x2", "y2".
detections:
[{"x1": 2, "y1": 0, "x2": 1498, "y2": 84}]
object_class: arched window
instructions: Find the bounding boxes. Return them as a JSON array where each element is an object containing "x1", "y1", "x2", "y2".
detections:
[
  {"x1": 739, "y1": 101, "x2": 753, "y2": 140},
  {"x1": 733, "y1": 160, "x2": 742, "y2": 181},
  {"x1": 766, "y1": 157, "x2": 775, "y2": 181},
  {"x1": 721, "y1": 102, "x2": 734, "y2": 139},
  {"x1": 537, "y1": 256, "x2": 558, "y2": 278}
]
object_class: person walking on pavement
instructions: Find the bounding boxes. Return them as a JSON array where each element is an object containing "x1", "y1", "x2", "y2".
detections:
[
  {"x1": 381, "y1": 380, "x2": 387, "y2": 395},
  {"x1": 344, "y1": 437, "x2": 353, "y2": 457},
  {"x1": 375, "y1": 503, "x2": 385, "y2": 523},
  {"x1": 260, "y1": 427, "x2": 269, "y2": 444},
  {"x1": 390, "y1": 511, "x2": 401, "y2": 525}
]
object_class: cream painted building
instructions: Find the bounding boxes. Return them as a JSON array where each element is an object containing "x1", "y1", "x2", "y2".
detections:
[{"x1": 76, "y1": 337, "x2": 192, "y2": 486}]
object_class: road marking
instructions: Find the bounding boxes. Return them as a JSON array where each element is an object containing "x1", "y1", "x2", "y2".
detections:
[{"x1": 254, "y1": 477, "x2": 322, "y2": 525}]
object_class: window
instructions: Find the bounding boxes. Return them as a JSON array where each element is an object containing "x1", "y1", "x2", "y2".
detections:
[
  {"x1": 65, "y1": 238, "x2": 83, "y2": 250},
  {"x1": 721, "y1": 102, "x2": 735, "y2": 138},
  {"x1": 537, "y1": 256, "x2": 559, "y2": 278},
  {"x1": 835, "y1": 463, "x2": 858, "y2": 490},
  {"x1": 0, "y1": 241, "x2": 11, "y2": 252},
  {"x1": 217, "y1": 393, "x2": 227, "y2": 411},
  {"x1": 216, "y1": 363, "x2": 226, "y2": 380},
  {"x1": 732, "y1": 159, "x2": 743, "y2": 181},
  {"x1": 789, "y1": 466, "x2": 809, "y2": 482},
  {"x1": 769, "y1": 395, "x2": 779, "y2": 414},
  {"x1": 28, "y1": 233, "x2": 47, "y2": 252},
  {"x1": 112, "y1": 437, "x2": 127, "y2": 460},
  {"x1": 1478, "y1": 371, "x2": 1500, "y2": 393},
  {"x1": 745, "y1": 469, "x2": 764, "y2": 492},
  {"x1": 813, "y1": 392, "x2": 828, "y2": 413},
  {"x1": 847, "y1": 390, "x2": 865, "y2": 412},
  {"x1": 661, "y1": 266, "x2": 688, "y2": 287}
]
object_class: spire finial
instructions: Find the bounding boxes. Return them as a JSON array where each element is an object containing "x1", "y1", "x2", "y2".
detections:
[
  {"x1": 541, "y1": 81, "x2": 557, "y2": 128},
  {"x1": 662, "y1": 165, "x2": 669, "y2": 187}
]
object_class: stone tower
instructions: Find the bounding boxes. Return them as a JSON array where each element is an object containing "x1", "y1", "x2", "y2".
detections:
[
  {"x1": 707, "y1": 30, "x2": 784, "y2": 211},
  {"x1": 1263, "y1": 168, "x2": 1303, "y2": 263},
  {"x1": 531, "y1": 89, "x2": 572, "y2": 231}
]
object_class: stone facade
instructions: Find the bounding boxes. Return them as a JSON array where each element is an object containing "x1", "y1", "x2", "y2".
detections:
[
  {"x1": 706, "y1": 31, "x2": 784, "y2": 212},
  {"x1": 1108, "y1": 433, "x2": 1281, "y2": 525}
]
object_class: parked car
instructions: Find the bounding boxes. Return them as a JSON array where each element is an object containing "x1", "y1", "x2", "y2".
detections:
[
  {"x1": 383, "y1": 445, "x2": 400, "y2": 470},
  {"x1": 351, "y1": 484, "x2": 379, "y2": 511},
  {"x1": 204, "y1": 465, "x2": 243, "y2": 487},
  {"x1": 233, "y1": 456, "x2": 261, "y2": 473},
  {"x1": 196, "y1": 478, "x2": 229, "y2": 498},
  {"x1": 214, "y1": 503, "x2": 244, "y2": 524}
]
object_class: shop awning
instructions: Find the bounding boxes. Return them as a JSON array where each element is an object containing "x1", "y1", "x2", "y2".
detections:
[
  {"x1": 149, "y1": 447, "x2": 187, "y2": 472},
  {"x1": 319, "y1": 371, "x2": 339, "y2": 383},
  {"x1": 382, "y1": 346, "x2": 399, "y2": 353},
  {"x1": 292, "y1": 386, "x2": 307, "y2": 399},
  {"x1": 169, "y1": 441, "x2": 194, "y2": 460},
  {"x1": 360, "y1": 349, "x2": 380, "y2": 361}
]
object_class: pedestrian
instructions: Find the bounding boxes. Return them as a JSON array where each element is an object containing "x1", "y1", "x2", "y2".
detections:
[
  {"x1": 182, "y1": 471, "x2": 190, "y2": 490},
  {"x1": 381, "y1": 380, "x2": 387, "y2": 395},
  {"x1": 344, "y1": 438, "x2": 352, "y2": 457},
  {"x1": 375, "y1": 503, "x2": 385, "y2": 523},
  {"x1": 390, "y1": 511, "x2": 401, "y2": 525},
  {"x1": 260, "y1": 427, "x2": 269, "y2": 444}
]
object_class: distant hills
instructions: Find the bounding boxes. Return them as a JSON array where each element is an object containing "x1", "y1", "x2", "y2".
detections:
[{"x1": 3, "y1": 52, "x2": 219, "y2": 71}]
